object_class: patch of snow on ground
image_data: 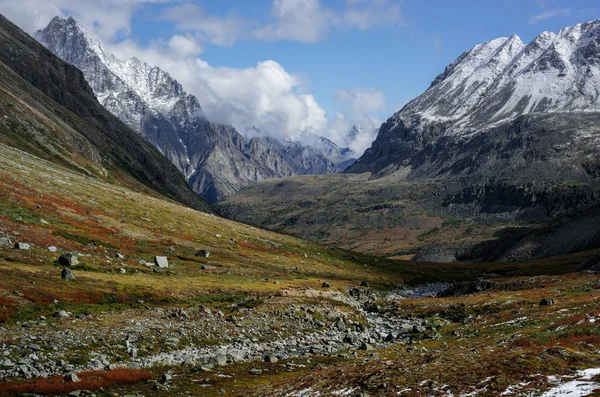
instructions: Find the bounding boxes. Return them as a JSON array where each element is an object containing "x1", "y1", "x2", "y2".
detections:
[
  {"x1": 541, "y1": 368, "x2": 600, "y2": 397},
  {"x1": 331, "y1": 387, "x2": 358, "y2": 396},
  {"x1": 289, "y1": 388, "x2": 321, "y2": 397},
  {"x1": 501, "y1": 369, "x2": 600, "y2": 397}
]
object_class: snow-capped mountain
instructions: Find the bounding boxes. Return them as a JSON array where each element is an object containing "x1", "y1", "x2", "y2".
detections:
[
  {"x1": 35, "y1": 16, "x2": 345, "y2": 202},
  {"x1": 350, "y1": 19, "x2": 600, "y2": 185}
]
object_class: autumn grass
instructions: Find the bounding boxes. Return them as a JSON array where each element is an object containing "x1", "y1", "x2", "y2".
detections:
[{"x1": 0, "y1": 369, "x2": 154, "y2": 396}]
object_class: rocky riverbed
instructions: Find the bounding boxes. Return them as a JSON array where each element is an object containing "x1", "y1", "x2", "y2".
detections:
[{"x1": 0, "y1": 286, "x2": 442, "y2": 381}]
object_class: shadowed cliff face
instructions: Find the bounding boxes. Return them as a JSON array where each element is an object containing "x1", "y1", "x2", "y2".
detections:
[{"x1": 0, "y1": 13, "x2": 211, "y2": 212}]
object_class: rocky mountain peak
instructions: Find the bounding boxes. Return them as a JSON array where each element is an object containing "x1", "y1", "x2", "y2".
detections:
[
  {"x1": 35, "y1": 16, "x2": 349, "y2": 202},
  {"x1": 349, "y1": 19, "x2": 600, "y2": 179}
]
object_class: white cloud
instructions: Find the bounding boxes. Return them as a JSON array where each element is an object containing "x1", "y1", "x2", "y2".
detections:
[
  {"x1": 109, "y1": 37, "x2": 379, "y2": 154},
  {"x1": 255, "y1": 0, "x2": 332, "y2": 43},
  {"x1": 0, "y1": 0, "x2": 172, "y2": 41},
  {"x1": 167, "y1": 34, "x2": 203, "y2": 58},
  {"x1": 528, "y1": 8, "x2": 570, "y2": 24},
  {"x1": 333, "y1": 89, "x2": 386, "y2": 114},
  {"x1": 255, "y1": 0, "x2": 404, "y2": 43},
  {"x1": 161, "y1": 3, "x2": 249, "y2": 47}
]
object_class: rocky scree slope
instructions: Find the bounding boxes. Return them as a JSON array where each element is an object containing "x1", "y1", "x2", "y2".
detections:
[
  {"x1": 0, "y1": 13, "x2": 209, "y2": 212},
  {"x1": 35, "y1": 16, "x2": 348, "y2": 203},
  {"x1": 349, "y1": 20, "x2": 600, "y2": 218}
]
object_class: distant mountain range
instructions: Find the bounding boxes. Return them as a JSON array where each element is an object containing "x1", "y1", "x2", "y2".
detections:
[{"x1": 35, "y1": 17, "x2": 357, "y2": 203}]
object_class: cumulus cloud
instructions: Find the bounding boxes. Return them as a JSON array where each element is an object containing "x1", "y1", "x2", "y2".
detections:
[
  {"x1": 161, "y1": 3, "x2": 250, "y2": 47},
  {"x1": 0, "y1": 0, "x2": 172, "y2": 41},
  {"x1": 528, "y1": 8, "x2": 570, "y2": 24},
  {"x1": 333, "y1": 89, "x2": 386, "y2": 115},
  {"x1": 255, "y1": 0, "x2": 404, "y2": 43},
  {"x1": 108, "y1": 38, "x2": 330, "y2": 142},
  {"x1": 110, "y1": 37, "x2": 380, "y2": 154},
  {"x1": 255, "y1": 0, "x2": 332, "y2": 43}
]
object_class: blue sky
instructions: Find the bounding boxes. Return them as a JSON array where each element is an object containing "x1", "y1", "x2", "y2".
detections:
[
  {"x1": 2, "y1": 0, "x2": 600, "y2": 152},
  {"x1": 127, "y1": 0, "x2": 600, "y2": 116}
]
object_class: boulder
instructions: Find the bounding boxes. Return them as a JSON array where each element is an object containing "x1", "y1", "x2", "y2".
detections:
[
  {"x1": 540, "y1": 298, "x2": 555, "y2": 306},
  {"x1": 209, "y1": 354, "x2": 228, "y2": 366},
  {"x1": 0, "y1": 237, "x2": 11, "y2": 247},
  {"x1": 343, "y1": 333, "x2": 358, "y2": 344},
  {"x1": 15, "y1": 242, "x2": 30, "y2": 250},
  {"x1": 361, "y1": 281, "x2": 369, "y2": 287},
  {"x1": 61, "y1": 268, "x2": 75, "y2": 281},
  {"x1": 63, "y1": 373, "x2": 80, "y2": 382},
  {"x1": 322, "y1": 282, "x2": 331, "y2": 288},
  {"x1": 335, "y1": 319, "x2": 346, "y2": 332},
  {"x1": 154, "y1": 256, "x2": 169, "y2": 268},
  {"x1": 54, "y1": 310, "x2": 69, "y2": 318},
  {"x1": 48, "y1": 246, "x2": 58, "y2": 252},
  {"x1": 201, "y1": 265, "x2": 217, "y2": 270},
  {"x1": 359, "y1": 342, "x2": 372, "y2": 351},
  {"x1": 58, "y1": 253, "x2": 79, "y2": 267},
  {"x1": 263, "y1": 354, "x2": 278, "y2": 363},
  {"x1": 196, "y1": 250, "x2": 211, "y2": 258}
]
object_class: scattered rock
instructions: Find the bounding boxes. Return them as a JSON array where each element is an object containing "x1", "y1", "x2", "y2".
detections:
[
  {"x1": 161, "y1": 373, "x2": 172, "y2": 382},
  {"x1": 201, "y1": 265, "x2": 217, "y2": 270},
  {"x1": 335, "y1": 319, "x2": 346, "y2": 332},
  {"x1": 359, "y1": 342, "x2": 372, "y2": 351},
  {"x1": 249, "y1": 368, "x2": 262, "y2": 375},
  {"x1": 540, "y1": 298, "x2": 555, "y2": 306},
  {"x1": 63, "y1": 373, "x2": 80, "y2": 382},
  {"x1": 264, "y1": 354, "x2": 278, "y2": 363},
  {"x1": 154, "y1": 256, "x2": 169, "y2": 268},
  {"x1": 54, "y1": 310, "x2": 69, "y2": 318},
  {"x1": 344, "y1": 333, "x2": 359, "y2": 344},
  {"x1": 15, "y1": 242, "x2": 30, "y2": 250},
  {"x1": 116, "y1": 252, "x2": 125, "y2": 259},
  {"x1": 47, "y1": 246, "x2": 57, "y2": 252},
  {"x1": 196, "y1": 250, "x2": 210, "y2": 258},
  {"x1": 61, "y1": 268, "x2": 75, "y2": 281},
  {"x1": 322, "y1": 282, "x2": 331, "y2": 288},
  {"x1": 120, "y1": 268, "x2": 126, "y2": 274},
  {"x1": 59, "y1": 253, "x2": 79, "y2": 267},
  {"x1": 0, "y1": 237, "x2": 11, "y2": 247},
  {"x1": 209, "y1": 354, "x2": 228, "y2": 366}
]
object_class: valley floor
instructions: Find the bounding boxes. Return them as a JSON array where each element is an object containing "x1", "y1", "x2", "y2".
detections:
[{"x1": 2, "y1": 143, "x2": 600, "y2": 396}]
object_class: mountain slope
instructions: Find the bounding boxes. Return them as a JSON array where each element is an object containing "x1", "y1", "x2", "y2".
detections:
[
  {"x1": 0, "y1": 13, "x2": 210, "y2": 212},
  {"x1": 220, "y1": 20, "x2": 600, "y2": 262},
  {"x1": 349, "y1": 20, "x2": 600, "y2": 178}
]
